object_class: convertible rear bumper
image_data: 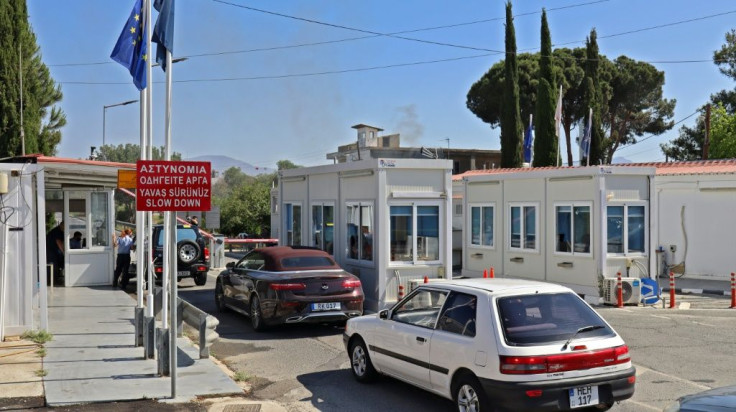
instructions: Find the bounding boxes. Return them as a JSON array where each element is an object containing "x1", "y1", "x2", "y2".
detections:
[{"x1": 284, "y1": 311, "x2": 363, "y2": 324}]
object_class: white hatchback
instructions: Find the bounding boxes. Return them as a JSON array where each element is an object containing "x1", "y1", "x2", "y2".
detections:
[{"x1": 343, "y1": 278, "x2": 635, "y2": 411}]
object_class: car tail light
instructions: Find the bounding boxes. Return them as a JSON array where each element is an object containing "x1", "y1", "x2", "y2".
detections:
[
  {"x1": 155, "y1": 267, "x2": 163, "y2": 273},
  {"x1": 195, "y1": 265, "x2": 207, "y2": 272},
  {"x1": 204, "y1": 247, "x2": 210, "y2": 261},
  {"x1": 270, "y1": 283, "x2": 307, "y2": 291},
  {"x1": 525, "y1": 390, "x2": 543, "y2": 398},
  {"x1": 500, "y1": 345, "x2": 631, "y2": 375},
  {"x1": 342, "y1": 279, "x2": 361, "y2": 289}
]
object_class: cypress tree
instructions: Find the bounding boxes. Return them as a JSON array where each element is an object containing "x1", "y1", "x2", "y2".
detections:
[
  {"x1": 533, "y1": 9, "x2": 558, "y2": 166},
  {"x1": 0, "y1": 0, "x2": 65, "y2": 157},
  {"x1": 583, "y1": 29, "x2": 604, "y2": 165},
  {"x1": 500, "y1": 1, "x2": 522, "y2": 168}
]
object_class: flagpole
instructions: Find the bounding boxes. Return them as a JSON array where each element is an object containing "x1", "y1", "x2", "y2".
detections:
[
  {"x1": 528, "y1": 114, "x2": 533, "y2": 167},
  {"x1": 587, "y1": 107, "x2": 592, "y2": 167},
  {"x1": 145, "y1": 0, "x2": 155, "y2": 323},
  {"x1": 556, "y1": 84, "x2": 562, "y2": 167}
]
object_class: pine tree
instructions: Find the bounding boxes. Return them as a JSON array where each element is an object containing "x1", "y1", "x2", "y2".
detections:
[
  {"x1": 500, "y1": 1, "x2": 522, "y2": 168},
  {"x1": 533, "y1": 9, "x2": 558, "y2": 167},
  {"x1": 0, "y1": 0, "x2": 65, "y2": 157},
  {"x1": 583, "y1": 29, "x2": 604, "y2": 165}
]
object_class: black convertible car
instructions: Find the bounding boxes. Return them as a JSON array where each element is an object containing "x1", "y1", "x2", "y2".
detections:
[{"x1": 215, "y1": 246, "x2": 364, "y2": 331}]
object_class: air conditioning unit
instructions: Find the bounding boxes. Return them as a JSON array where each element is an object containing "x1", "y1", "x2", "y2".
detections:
[{"x1": 602, "y1": 277, "x2": 641, "y2": 305}]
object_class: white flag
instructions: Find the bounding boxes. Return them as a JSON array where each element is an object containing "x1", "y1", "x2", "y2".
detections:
[
  {"x1": 554, "y1": 84, "x2": 563, "y2": 138},
  {"x1": 554, "y1": 84, "x2": 563, "y2": 166}
]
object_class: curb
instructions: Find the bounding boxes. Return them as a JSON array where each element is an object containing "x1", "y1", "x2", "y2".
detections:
[{"x1": 661, "y1": 287, "x2": 732, "y2": 297}]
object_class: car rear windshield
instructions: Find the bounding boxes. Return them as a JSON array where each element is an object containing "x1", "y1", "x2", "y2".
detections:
[
  {"x1": 280, "y1": 256, "x2": 336, "y2": 268},
  {"x1": 497, "y1": 292, "x2": 614, "y2": 346},
  {"x1": 155, "y1": 227, "x2": 198, "y2": 247}
]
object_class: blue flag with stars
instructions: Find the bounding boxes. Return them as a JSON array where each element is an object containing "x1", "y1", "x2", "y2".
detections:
[
  {"x1": 110, "y1": 0, "x2": 148, "y2": 90},
  {"x1": 152, "y1": 0, "x2": 175, "y2": 71}
]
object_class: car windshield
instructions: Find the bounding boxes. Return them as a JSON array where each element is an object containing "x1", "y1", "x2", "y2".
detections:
[
  {"x1": 155, "y1": 227, "x2": 198, "y2": 247},
  {"x1": 280, "y1": 256, "x2": 335, "y2": 268},
  {"x1": 497, "y1": 292, "x2": 614, "y2": 346}
]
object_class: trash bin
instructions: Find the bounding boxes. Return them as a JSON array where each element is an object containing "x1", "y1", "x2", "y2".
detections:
[{"x1": 640, "y1": 278, "x2": 660, "y2": 305}]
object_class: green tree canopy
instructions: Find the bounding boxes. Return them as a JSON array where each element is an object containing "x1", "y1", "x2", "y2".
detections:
[
  {"x1": 277, "y1": 159, "x2": 302, "y2": 170},
  {"x1": 98, "y1": 143, "x2": 181, "y2": 163},
  {"x1": 0, "y1": 1, "x2": 66, "y2": 157},
  {"x1": 708, "y1": 103, "x2": 736, "y2": 159}
]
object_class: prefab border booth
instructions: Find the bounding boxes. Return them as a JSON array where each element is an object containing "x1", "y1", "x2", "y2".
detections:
[
  {"x1": 0, "y1": 155, "x2": 133, "y2": 339},
  {"x1": 460, "y1": 166, "x2": 656, "y2": 301},
  {"x1": 278, "y1": 158, "x2": 453, "y2": 312}
]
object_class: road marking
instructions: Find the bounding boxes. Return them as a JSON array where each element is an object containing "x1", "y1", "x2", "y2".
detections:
[
  {"x1": 635, "y1": 364, "x2": 711, "y2": 390},
  {"x1": 692, "y1": 321, "x2": 717, "y2": 327},
  {"x1": 650, "y1": 315, "x2": 670, "y2": 319}
]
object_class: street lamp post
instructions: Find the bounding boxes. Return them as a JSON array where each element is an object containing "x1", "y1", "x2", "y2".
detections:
[{"x1": 103, "y1": 99, "x2": 138, "y2": 149}]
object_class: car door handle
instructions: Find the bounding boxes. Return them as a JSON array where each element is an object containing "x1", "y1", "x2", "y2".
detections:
[{"x1": 416, "y1": 336, "x2": 426, "y2": 343}]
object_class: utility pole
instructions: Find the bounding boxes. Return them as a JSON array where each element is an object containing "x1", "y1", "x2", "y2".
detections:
[{"x1": 703, "y1": 104, "x2": 711, "y2": 160}]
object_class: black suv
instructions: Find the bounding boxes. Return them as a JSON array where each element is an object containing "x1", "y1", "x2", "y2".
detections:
[{"x1": 151, "y1": 224, "x2": 210, "y2": 286}]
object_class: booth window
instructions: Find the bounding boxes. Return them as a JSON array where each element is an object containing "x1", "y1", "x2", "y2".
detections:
[
  {"x1": 346, "y1": 202, "x2": 373, "y2": 262},
  {"x1": 555, "y1": 203, "x2": 591, "y2": 255},
  {"x1": 285, "y1": 203, "x2": 302, "y2": 246},
  {"x1": 509, "y1": 203, "x2": 537, "y2": 252},
  {"x1": 607, "y1": 204, "x2": 646, "y2": 255},
  {"x1": 91, "y1": 192, "x2": 109, "y2": 247},
  {"x1": 390, "y1": 203, "x2": 441, "y2": 264},
  {"x1": 470, "y1": 204, "x2": 494, "y2": 247},
  {"x1": 312, "y1": 203, "x2": 334, "y2": 255}
]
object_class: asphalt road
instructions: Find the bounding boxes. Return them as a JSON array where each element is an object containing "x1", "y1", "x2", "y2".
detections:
[{"x1": 177, "y1": 265, "x2": 736, "y2": 412}]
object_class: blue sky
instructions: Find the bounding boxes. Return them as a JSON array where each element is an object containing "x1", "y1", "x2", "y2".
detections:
[{"x1": 28, "y1": 0, "x2": 736, "y2": 168}]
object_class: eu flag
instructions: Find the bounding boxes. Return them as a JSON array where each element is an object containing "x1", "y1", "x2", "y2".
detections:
[
  {"x1": 152, "y1": 0, "x2": 175, "y2": 71},
  {"x1": 523, "y1": 123, "x2": 534, "y2": 164},
  {"x1": 110, "y1": 0, "x2": 148, "y2": 90}
]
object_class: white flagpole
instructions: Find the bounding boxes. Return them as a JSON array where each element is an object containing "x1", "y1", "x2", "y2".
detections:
[
  {"x1": 162, "y1": 48, "x2": 178, "y2": 397},
  {"x1": 145, "y1": 0, "x2": 155, "y2": 321},
  {"x1": 555, "y1": 84, "x2": 562, "y2": 167}
]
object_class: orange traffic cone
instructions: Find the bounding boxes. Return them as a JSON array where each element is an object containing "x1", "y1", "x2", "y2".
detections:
[
  {"x1": 490, "y1": 267, "x2": 495, "y2": 278},
  {"x1": 483, "y1": 269, "x2": 488, "y2": 278},
  {"x1": 423, "y1": 275, "x2": 429, "y2": 283}
]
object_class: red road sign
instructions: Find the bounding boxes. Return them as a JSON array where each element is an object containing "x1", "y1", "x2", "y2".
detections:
[{"x1": 136, "y1": 160, "x2": 211, "y2": 211}]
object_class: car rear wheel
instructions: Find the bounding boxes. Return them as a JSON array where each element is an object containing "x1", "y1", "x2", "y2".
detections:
[
  {"x1": 215, "y1": 281, "x2": 227, "y2": 312},
  {"x1": 194, "y1": 272, "x2": 207, "y2": 286},
  {"x1": 177, "y1": 240, "x2": 201, "y2": 265},
  {"x1": 349, "y1": 338, "x2": 377, "y2": 383},
  {"x1": 453, "y1": 373, "x2": 489, "y2": 412},
  {"x1": 250, "y1": 296, "x2": 265, "y2": 332}
]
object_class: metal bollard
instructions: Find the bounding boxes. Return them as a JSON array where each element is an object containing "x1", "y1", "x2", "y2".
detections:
[
  {"x1": 144, "y1": 315, "x2": 155, "y2": 359},
  {"x1": 617, "y1": 272, "x2": 623, "y2": 308},
  {"x1": 157, "y1": 328, "x2": 170, "y2": 376},
  {"x1": 669, "y1": 272, "x2": 676, "y2": 309},
  {"x1": 730, "y1": 272, "x2": 735, "y2": 309},
  {"x1": 135, "y1": 307, "x2": 144, "y2": 347}
]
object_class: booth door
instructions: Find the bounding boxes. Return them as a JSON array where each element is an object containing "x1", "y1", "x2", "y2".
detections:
[{"x1": 64, "y1": 190, "x2": 114, "y2": 286}]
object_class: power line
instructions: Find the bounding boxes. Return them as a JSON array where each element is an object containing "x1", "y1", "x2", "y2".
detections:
[
  {"x1": 49, "y1": 0, "x2": 606, "y2": 67},
  {"x1": 616, "y1": 110, "x2": 700, "y2": 152}
]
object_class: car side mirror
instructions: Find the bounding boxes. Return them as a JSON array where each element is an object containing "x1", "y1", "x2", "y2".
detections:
[
  {"x1": 379, "y1": 309, "x2": 389, "y2": 320},
  {"x1": 226, "y1": 262, "x2": 234, "y2": 269}
]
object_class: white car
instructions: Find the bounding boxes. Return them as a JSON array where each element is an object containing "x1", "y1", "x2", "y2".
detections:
[{"x1": 343, "y1": 278, "x2": 635, "y2": 411}]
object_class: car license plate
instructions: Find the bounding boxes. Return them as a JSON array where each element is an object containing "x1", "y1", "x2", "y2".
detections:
[
  {"x1": 177, "y1": 271, "x2": 189, "y2": 277},
  {"x1": 312, "y1": 302, "x2": 341, "y2": 311},
  {"x1": 569, "y1": 385, "x2": 598, "y2": 409}
]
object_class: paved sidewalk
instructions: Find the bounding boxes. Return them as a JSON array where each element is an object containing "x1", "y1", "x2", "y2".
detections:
[{"x1": 43, "y1": 286, "x2": 242, "y2": 407}]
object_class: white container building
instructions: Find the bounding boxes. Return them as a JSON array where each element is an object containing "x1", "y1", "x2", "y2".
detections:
[{"x1": 277, "y1": 158, "x2": 453, "y2": 311}]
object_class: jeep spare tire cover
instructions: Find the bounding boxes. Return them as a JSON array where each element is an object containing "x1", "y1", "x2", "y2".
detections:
[{"x1": 177, "y1": 239, "x2": 201, "y2": 265}]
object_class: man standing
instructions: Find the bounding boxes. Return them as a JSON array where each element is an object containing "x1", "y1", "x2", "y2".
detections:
[
  {"x1": 46, "y1": 221, "x2": 65, "y2": 283},
  {"x1": 112, "y1": 229, "x2": 134, "y2": 289}
]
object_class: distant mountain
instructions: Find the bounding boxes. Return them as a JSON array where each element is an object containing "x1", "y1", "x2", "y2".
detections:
[{"x1": 186, "y1": 155, "x2": 275, "y2": 176}]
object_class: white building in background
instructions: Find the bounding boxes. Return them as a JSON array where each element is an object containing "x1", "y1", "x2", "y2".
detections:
[
  {"x1": 277, "y1": 158, "x2": 453, "y2": 311},
  {"x1": 454, "y1": 159, "x2": 736, "y2": 300}
]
